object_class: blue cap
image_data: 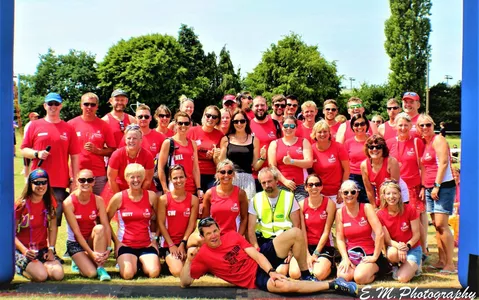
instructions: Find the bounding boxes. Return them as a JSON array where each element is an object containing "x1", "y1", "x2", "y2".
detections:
[
  {"x1": 44, "y1": 93, "x2": 62, "y2": 103},
  {"x1": 29, "y1": 169, "x2": 49, "y2": 181}
]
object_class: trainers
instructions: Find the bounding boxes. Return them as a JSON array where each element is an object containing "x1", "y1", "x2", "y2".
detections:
[
  {"x1": 415, "y1": 265, "x2": 422, "y2": 277},
  {"x1": 391, "y1": 266, "x2": 399, "y2": 280},
  {"x1": 301, "y1": 274, "x2": 319, "y2": 282},
  {"x1": 97, "y1": 267, "x2": 111, "y2": 281},
  {"x1": 332, "y1": 277, "x2": 358, "y2": 297},
  {"x1": 71, "y1": 260, "x2": 79, "y2": 273}
]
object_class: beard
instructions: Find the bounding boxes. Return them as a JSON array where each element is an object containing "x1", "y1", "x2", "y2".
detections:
[
  {"x1": 264, "y1": 187, "x2": 274, "y2": 194},
  {"x1": 255, "y1": 110, "x2": 267, "y2": 121}
]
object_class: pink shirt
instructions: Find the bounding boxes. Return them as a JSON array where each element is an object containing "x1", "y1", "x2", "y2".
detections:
[
  {"x1": 344, "y1": 137, "x2": 367, "y2": 174},
  {"x1": 303, "y1": 197, "x2": 332, "y2": 246},
  {"x1": 330, "y1": 122, "x2": 341, "y2": 141},
  {"x1": 210, "y1": 186, "x2": 241, "y2": 234},
  {"x1": 421, "y1": 135, "x2": 453, "y2": 187},
  {"x1": 377, "y1": 204, "x2": 420, "y2": 249},
  {"x1": 66, "y1": 194, "x2": 98, "y2": 241},
  {"x1": 387, "y1": 137, "x2": 424, "y2": 187},
  {"x1": 341, "y1": 204, "x2": 375, "y2": 254},
  {"x1": 312, "y1": 141, "x2": 348, "y2": 196},
  {"x1": 275, "y1": 138, "x2": 308, "y2": 185},
  {"x1": 119, "y1": 130, "x2": 165, "y2": 158},
  {"x1": 383, "y1": 122, "x2": 397, "y2": 141}
]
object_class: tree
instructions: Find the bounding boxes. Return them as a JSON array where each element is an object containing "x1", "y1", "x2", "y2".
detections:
[
  {"x1": 352, "y1": 83, "x2": 394, "y2": 119},
  {"x1": 217, "y1": 46, "x2": 241, "y2": 97},
  {"x1": 244, "y1": 33, "x2": 341, "y2": 104},
  {"x1": 384, "y1": 0, "x2": 432, "y2": 99},
  {"x1": 428, "y1": 82, "x2": 461, "y2": 131}
]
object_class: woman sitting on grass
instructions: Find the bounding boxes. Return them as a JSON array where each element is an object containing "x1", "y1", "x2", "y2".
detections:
[
  {"x1": 377, "y1": 180, "x2": 421, "y2": 282},
  {"x1": 158, "y1": 165, "x2": 199, "y2": 277},
  {"x1": 14, "y1": 169, "x2": 64, "y2": 282},
  {"x1": 63, "y1": 169, "x2": 112, "y2": 281},
  {"x1": 107, "y1": 163, "x2": 160, "y2": 280}
]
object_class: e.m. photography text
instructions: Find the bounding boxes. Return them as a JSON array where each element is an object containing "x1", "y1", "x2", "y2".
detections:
[{"x1": 360, "y1": 286, "x2": 476, "y2": 300}]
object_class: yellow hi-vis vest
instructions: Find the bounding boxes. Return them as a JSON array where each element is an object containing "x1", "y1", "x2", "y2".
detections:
[{"x1": 253, "y1": 190, "x2": 294, "y2": 238}]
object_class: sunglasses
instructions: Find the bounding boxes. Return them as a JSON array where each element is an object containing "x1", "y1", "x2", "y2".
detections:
[
  {"x1": 283, "y1": 124, "x2": 297, "y2": 129},
  {"x1": 137, "y1": 115, "x2": 150, "y2": 120},
  {"x1": 83, "y1": 102, "x2": 97, "y2": 107},
  {"x1": 349, "y1": 104, "x2": 363, "y2": 109},
  {"x1": 205, "y1": 113, "x2": 219, "y2": 120},
  {"x1": 32, "y1": 180, "x2": 48, "y2": 186},
  {"x1": 307, "y1": 182, "x2": 322, "y2": 188},
  {"x1": 387, "y1": 106, "x2": 399, "y2": 110},
  {"x1": 287, "y1": 103, "x2": 298, "y2": 108},
  {"x1": 419, "y1": 123, "x2": 432, "y2": 128},
  {"x1": 47, "y1": 101, "x2": 61, "y2": 106},
  {"x1": 78, "y1": 177, "x2": 95, "y2": 184},
  {"x1": 342, "y1": 190, "x2": 357, "y2": 196},
  {"x1": 119, "y1": 120, "x2": 125, "y2": 132},
  {"x1": 232, "y1": 119, "x2": 247, "y2": 124},
  {"x1": 158, "y1": 114, "x2": 171, "y2": 119},
  {"x1": 224, "y1": 102, "x2": 235, "y2": 107},
  {"x1": 368, "y1": 144, "x2": 384, "y2": 150},
  {"x1": 404, "y1": 92, "x2": 418, "y2": 97},
  {"x1": 274, "y1": 103, "x2": 287, "y2": 108},
  {"x1": 177, "y1": 121, "x2": 191, "y2": 126},
  {"x1": 219, "y1": 170, "x2": 234, "y2": 175},
  {"x1": 325, "y1": 108, "x2": 337, "y2": 112},
  {"x1": 353, "y1": 121, "x2": 367, "y2": 127}
]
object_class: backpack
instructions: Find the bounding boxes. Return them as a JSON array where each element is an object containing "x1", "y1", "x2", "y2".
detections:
[{"x1": 153, "y1": 138, "x2": 175, "y2": 192}]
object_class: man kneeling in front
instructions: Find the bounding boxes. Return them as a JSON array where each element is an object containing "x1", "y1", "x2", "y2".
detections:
[{"x1": 180, "y1": 217, "x2": 357, "y2": 296}]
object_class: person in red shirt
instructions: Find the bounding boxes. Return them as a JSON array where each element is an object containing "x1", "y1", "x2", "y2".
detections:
[
  {"x1": 271, "y1": 94, "x2": 286, "y2": 124},
  {"x1": 101, "y1": 89, "x2": 136, "y2": 147},
  {"x1": 68, "y1": 92, "x2": 116, "y2": 195},
  {"x1": 22, "y1": 112, "x2": 40, "y2": 180},
  {"x1": 311, "y1": 120, "x2": 350, "y2": 206},
  {"x1": 21, "y1": 92, "x2": 80, "y2": 227},
  {"x1": 180, "y1": 217, "x2": 358, "y2": 296},
  {"x1": 237, "y1": 92, "x2": 255, "y2": 120},
  {"x1": 154, "y1": 105, "x2": 174, "y2": 138},
  {"x1": 106, "y1": 163, "x2": 160, "y2": 279},
  {"x1": 378, "y1": 98, "x2": 402, "y2": 141},
  {"x1": 335, "y1": 180, "x2": 389, "y2": 285},
  {"x1": 168, "y1": 96, "x2": 198, "y2": 130},
  {"x1": 336, "y1": 97, "x2": 377, "y2": 144},
  {"x1": 299, "y1": 101, "x2": 318, "y2": 144},
  {"x1": 187, "y1": 106, "x2": 224, "y2": 192},
  {"x1": 402, "y1": 92, "x2": 421, "y2": 137},
  {"x1": 14, "y1": 169, "x2": 63, "y2": 282},
  {"x1": 63, "y1": 169, "x2": 112, "y2": 281},
  {"x1": 202, "y1": 159, "x2": 248, "y2": 235},
  {"x1": 322, "y1": 99, "x2": 340, "y2": 140},
  {"x1": 377, "y1": 181, "x2": 421, "y2": 283},
  {"x1": 294, "y1": 174, "x2": 336, "y2": 280},
  {"x1": 215, "y1": 108, "x2": 231, "y2": 136},
  {"x1": 158, "y1": 165, "x2": 199, "y2": 277},
  {"x1": 268, "y1": 116, "x2": 313, "y2": 201},
  {"x1": 222, "y1": 94, "x2": 238, "y2": 116}
]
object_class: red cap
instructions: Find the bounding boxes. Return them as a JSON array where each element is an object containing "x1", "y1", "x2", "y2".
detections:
[
  {"x1": 223, "y1": 94, "x2": 236, "y2": 105},
  {"x1": 402, "y1": 92, "x2": 420, "y2": 101}
]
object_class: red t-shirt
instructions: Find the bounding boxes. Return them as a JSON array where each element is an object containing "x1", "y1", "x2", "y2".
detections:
[
  {"x1": 387, "y1": 137, "x2": 424, "y2": 187},
  {"x1": 170, "y1": 139, "x2": 196, "y2": 194},
  {"x1": 15, "y1": 199, "x2": 53, "y2": 249},
  {"x1": 312, "y1": 141, "x2": 348, "y2": 196},
  {"x1": 383, "y1": 122, "x2": 397, "y2": 141},
  {"x1": 330, "y1": 122, "x2": 341, "y2": 141},
  {"x1": 250, "y1": 117, "x2": 281, "y2": 177},
  {"x1": 21, "y1": 119, "x2": 81, "y2": 188},
  {"x1": 341, "y1": 204, "x2": 375, "y2": 254},
  {"x1": 117, "y1": 190, "x2": 152, "y2": 248},
  {"x1": 119, "y1": 130, "x2": 165, "y2": 158},
  {"x1": 190, "y1": 231, "x2": 258, "y2": 289},
  {"x1": 187, "y1": 127, "x2": 224, "y2": 175},
  {"x1": 105, "y1": 113, "x2": 133, "y2": 146},
  {"x1": 377, "y1": 204, "x2": 420, "y2": 249},
  {"x1": 162, "y1": 192, "x2": 192, "y2": 246},
  {"x1": 108, "y1": 147, "x2": 155, "y2": 191},
  {"x1": 68, "y1": 116, "x2": 116, "y2": 177},
  {"x1": 210, "y1": 186, "x2": 241, "y2": 234},
  {"x1": 299, "y1": 123, "x2": 314, "y2": 145},
  {"x1": 275, "y1": 138, "x2": 307, "y2": 185},
  {"x1": 344, "y1": 137, "x2": 367, "y2": 174},
  {"x1": 245, "y1": 110, "x2": 255, "y2": 120},
  {"x1": 303, "y1": 197, "x2": 332, "y2": 246},
  {"x1": 409, "y1": 114, "x2": 420, "y2": 138},
  {"x1": 67, "y1": 193, "x2": 98, "y2": 240}
]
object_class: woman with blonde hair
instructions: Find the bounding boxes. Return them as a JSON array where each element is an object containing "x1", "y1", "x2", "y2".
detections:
[
  {"x1": 216, "y1": 108, "x2": 231, "y2": 135},
  {"x1": 168, "y1": 95, "x2": 198, "y2": 130}
]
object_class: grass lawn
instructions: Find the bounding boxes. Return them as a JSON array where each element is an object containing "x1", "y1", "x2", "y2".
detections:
[{"x1": 10, "y1": 131, "x2": 462, "y2": 290}]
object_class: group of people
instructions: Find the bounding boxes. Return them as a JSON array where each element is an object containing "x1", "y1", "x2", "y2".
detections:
[{"x1": 14, "y1": 89, "x2": 457, "y2": 295}]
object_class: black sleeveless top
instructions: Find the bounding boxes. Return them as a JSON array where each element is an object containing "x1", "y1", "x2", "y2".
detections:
[{"x1": 226, "y1": 135, "x2": 254, "y2": 174}]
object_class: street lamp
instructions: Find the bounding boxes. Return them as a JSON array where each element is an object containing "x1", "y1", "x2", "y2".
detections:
[
  {"x1": 348, "y1": 77, "x2": 356, "y2": 90},
  {"x1": 445, "y1": 75, "x2": 453, "y2": 85}
]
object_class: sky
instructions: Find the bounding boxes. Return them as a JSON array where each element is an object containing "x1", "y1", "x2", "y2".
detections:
[{"x1": 14, "y1": 0, "x2": 463, "y2": 88}]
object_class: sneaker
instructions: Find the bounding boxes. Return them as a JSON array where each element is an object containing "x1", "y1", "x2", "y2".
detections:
[
  {"x1": 332, "y1": 277, "x2": 358, "y2": 297},
  {"x1": 415, "y1": 265, "x2": 422, "y2": 277},
  {"x1": 97, "y1": 267, "x2": 111, "y2": 282},
  {"x1": 391, "y1": 266, "x2": 399, "y2": 280},
  {"x1": 301, "y1": 274, "x2": 319, "y2": 282},
  {"x1": 71, "y1": 260, "x2": 79, "y2": 274}
]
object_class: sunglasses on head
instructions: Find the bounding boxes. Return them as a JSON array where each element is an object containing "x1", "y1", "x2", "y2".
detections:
[
  {"x1": 287, "y1": 103, "x2": 298, "y2": 108},
  {"x1": 368, "y1": 144, "x2": 384, "y2": 150},
  {"x1": 158, "y1": 114, "x2": 170, "y2": 119},
  {"x1": 205, "y1": 113, "x2": 219, "y2": 120},
  {"x1": 419, "y1": 123, "x2": 432, "y2": 128},
  {"x1": 199, "y1": 217, "x2": 215, "y2": 226},
  {"x1": 47, "y1": 101, "x2": 61, "y2": 107},
  {"x1": 342, "y1": 190, "x2": 357, "y2": 196},
  {"x1": 404, "y1": 92, "x2": 418, "y2": 97},
  {"x1": 349, "y1": 104, "x2": 363, "y2": 109},
  {"x1": 83, "y1": 102, "x2": 97, "y2": 107},
  {"x1": 353, "y1": 121, "x2": 367, "y2": 127},
  {"x1": 387, "y1": 106, "x2": 399, "y2": 110},
  {"x1": 232, "y1": 119, "x2": 247, "y2": 125},
  {"x1": 219, "y1": 170, "x2": 234, "y2": 175},
  {"x1": 274, "y1": 103, "x2": 287, "y2": 108},
  {"x1": 283, "y1": 123, "x2": 297, "y2": 129},
  {"x1": 307, "y1": 182, "x2": 322, "y2": 188},
  {"x1": 78, "y1": 177, "x2": 95, "y2": 184},
  {"x1": 126, "y1": 124, "x2": 140, "y2": 131},
  {"x1": 137, "y1": 115, "x2": 150, "y2": 120},
  {"x1": 32, "y1": 180, "x2": 48, "y2": 186},
  {"x1": 325, "y1": 108, "x2": 337, "y2": 112}
]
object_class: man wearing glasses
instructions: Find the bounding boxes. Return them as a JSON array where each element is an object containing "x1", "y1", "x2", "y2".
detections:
[
  {"x1": 335, "y1": 97, "x2": 377, "y2": 144},
  {"x1": 378, "y1": 98, "x2": 402, "y2": 141},
  {"x1": 180, "y1": 216, "x2": 357, "y2": 296},
  {"x1": 322, "y1": 99, "x2": 340, "y2": 140},
  {"x1": 402, "y1": 91, "x2": 421, "y2": 136},
  {"x1": 68, "y1": 92, "x2": 116, "y2": 195},
  {"x1": 21, "y1": 92, "x2": 81, "y2": 228},
  {"x1": 222, "y1": 94, "x2": 238, "y2": 115},
  {"x1": 101, "y1": 89, "x2": 136, "y2": 146},
  {"x1": 237, "y1": 92, "x2": 255, "y2": 120},
  {"x1": 270, "y1": 94, "x2": 286, "y2": 124}
]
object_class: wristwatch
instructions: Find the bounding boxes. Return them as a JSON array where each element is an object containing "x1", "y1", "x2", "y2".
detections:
[
  {"x1": 313, "y1": 250, "x2": 321, "y2": 256},
  {"x1": 34, "y1": 151, "x2": 39, "y2": 159},
  {"x1": 407, "y1": 243, "x2": 412, "y2": 250},
  {"x1": 434, "y1": 183, "x2": 441, "y2": 188},
  {"x1": 267, "y1": 268, "x2": 275, "y2": 275}
]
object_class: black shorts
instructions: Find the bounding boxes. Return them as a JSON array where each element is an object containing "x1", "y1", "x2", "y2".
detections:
[
  {"x1": 158, "y1": 243, "x2": 180, "y2": 258},
  {"x1": 308, "y1": 244, "x2": 337, "y2": 266},
  {"x1": 66, "y1": 240, "x2": 86, "y2": 257},
  {"x1": 254, "y1": 239, "x2": 286, "y2": 291},
  {"x1": 15, "y1": 248, "x2": 49, "y2": 274},
  {"x1": 118, "y1": 245, "x2": 158, "y2": 258},
  {"x1": 348, "y1": 246, "x2": 391, "y2": 276}
]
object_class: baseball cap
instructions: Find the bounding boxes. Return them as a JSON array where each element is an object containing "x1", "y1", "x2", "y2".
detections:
[
  {"x1": 223, "y1": 94, "x2": 236, "y2": 105},
  {"x1": 44, "y1": 93, "x2": 62, "y2": 103},
  {"x1": 28, "y1": 112, "x2": 39, "y2": 119},
  {"x1": 111, "y1": 89, "x2": 128, "y2": 98},
  {"x1": 402, "y1": 91, "x2": 420, "y2": 101}
]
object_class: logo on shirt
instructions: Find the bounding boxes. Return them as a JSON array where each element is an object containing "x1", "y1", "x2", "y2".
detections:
[
  {"x1": 328, "y1": 154, "x2": 336, "y2": 163},
  {"x1": 184, "y1": 208, "x2": 191, "y2": 217},
  {"x1": 296, "y1": 147, "x2": 303, "y2": 154},
  {"x1": 305, "y1": 213, "x2": 309, "y2": 220},
  {"x1": 60, "y1": 132, "x2": 68, "y2": 141},
  {"x1": 143, "y1": 209, "x2": 151, "y2": 218},
  {"x1": 407, "y1": 148, "x2": 415, "y2": 156},
  {"x1": 150, "y1": 143, "x2": 157, "y2": 153},
  {"x1": 174, "y1": 154, "x2": 184, "y2": 161},
  {"x1": 359, "y1": 217, "x2": 367, "y2": 227},
  {"x1": 231, "y1": 203, "x2": 239, "y2": 212},
  {"x1": 89, "y1": 210, "x2": 97, "y2": 220},
  {"x1": 122, "y1": 212, "x2": 133, "y2": 217},
  {"x1": 268, "y1": 131, "x2": 276, "y2": 138},
  {"x1": 401, "y1": 222, "x2": 409, "y2": 232},
  {"x1": 75, "y1": 215, "x2": 82, "y2": 219},
  {"x1": 167, "y1": 210, "x2": 176, "y2": 216},
  {"x1": 424, "y1": 153, "x2": 432, "y2": 161},
  {"x1": 38, "y1": 132, "x2": 48, "y2": 137},
  {"x1": 320, "y1": 210, "x2": 327, "y2": 220}
]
